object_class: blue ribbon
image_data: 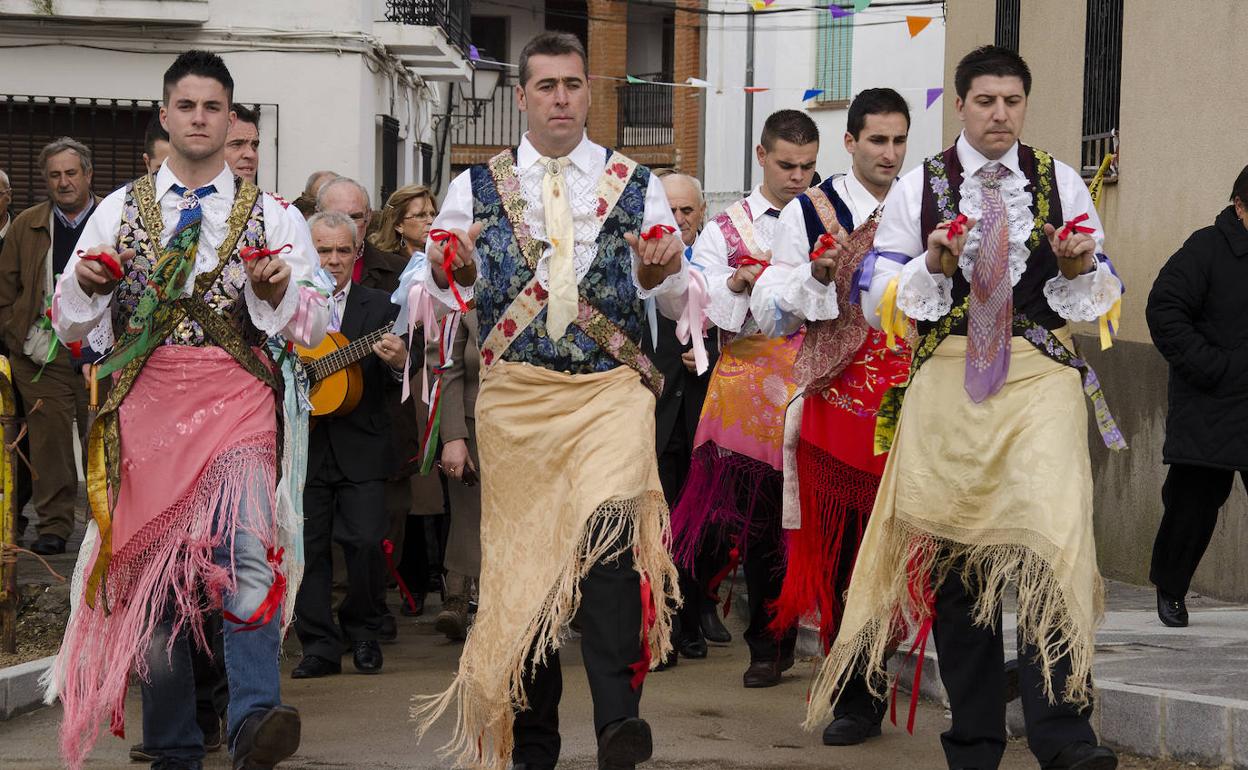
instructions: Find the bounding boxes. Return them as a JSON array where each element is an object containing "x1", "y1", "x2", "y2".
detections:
[{"x1": 850, "y1": 249, "x2": 911, "y2": 306}]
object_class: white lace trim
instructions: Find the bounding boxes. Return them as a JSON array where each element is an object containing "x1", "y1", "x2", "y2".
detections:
[
  {"x1": 778, "y1": 262, "x2": 839, "y2": 322},
  {"x1": 1042, "y1": 260, "x2": 1122, "y2": 322},
  {"x1": 895, "y1": 256, "x2": 952, "y2": 321},
  {"x1": 958, "y1": 166, "x2": 1033, "y2": 286},
  {"x1": 244, "y1": 271, "x2": 301, "y2": 336},
  {"x1": 705, "y1": 272, "x2": 751, "y2": 332}
]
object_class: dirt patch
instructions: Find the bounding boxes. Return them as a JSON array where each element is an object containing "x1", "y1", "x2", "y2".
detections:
[{"x1": 0, "y1": 582, "x2": 69, "y2": 668}]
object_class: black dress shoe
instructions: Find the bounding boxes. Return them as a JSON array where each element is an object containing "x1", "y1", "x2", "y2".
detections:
[
  {"x1": 128, "y1": 743, "x2": 155, "y2": 762},
  {"x1": 1004, "y1": 657, "x2": 1020, "y2": 702},
  {"x1": 511, "y1": 764, "x2": 555, "y2": 770},
  {"x1": 290, "y1": 655, "x2": 341, "y2": 679},
  {"x1": 30, "y1": 534, "x2": 66, "y2": 555},
  {"x1": 1042, "y1": 741, "x2": 1117, "y2": 770},
  {"x1": 676, "y1": 635, "x2": 707, "y2": 659},
  {"x1": 653, "y1": 650, "x2": 678, "y2": 671},
  {"x1": 232, "y1": 705, "x2": 301, "y2": 770},
  {"x1": 1157, "y1": 588, "x2": 1188, "y2": 627},
  {"x1": 700, "y1": 605, "x2": 732, "y2": 645},
  {"x1": 201, "y1": 715, "x2": 224, "y2": 751},
  {"x1": 597, "y1": 717, "x2": 653, "y2": 770},
  {"x1": 379, "y1": 612, "x2": 398, "y2": 644},
  {"x1": 821, "y1": 714, "x2": 882, "y2": 746},
  {"x1": 742, "y1": 660, "x2": 781, "y2": 688},
  {"x1": 400, "y1": 593, "x2": 425, "y2": 617},
  {"x1": 352, "y1": 640, "x2": 383, "y2": 674}
]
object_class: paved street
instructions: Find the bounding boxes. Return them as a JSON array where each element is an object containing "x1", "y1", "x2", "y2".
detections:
[{"x1": 0, "y1": 594, "x2": 1187, "y2": 770}]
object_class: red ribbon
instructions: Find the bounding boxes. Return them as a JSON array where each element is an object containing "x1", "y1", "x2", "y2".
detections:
[
  {"x1": 736, "y1": 255, "x2": 771, "y2": 274},
  {"x1": 223, "y1": 547, "x2": 287, "y2": 632},
  {"x1": 888, "y1": 549, "x2": 936, "y2": 735},
  {"x1": 809, "y1": 233, "x2": 837, "y2": 261},
  {"x1": 430, "y1": 229, "x2": 471, "y2": 313},
  {"x1": 77, "y1": 249, "x2": 124, "y2": 280},
  {"x1": 939, "y1": 213, "x2": 970, "y2": 239},
  {"x1": 44, "y1": 307, "x2": 82, "y2": 357},
  {"x1": 1058, "y1": 212, "x2": 1095, "y2": 241},
  {"x1": 629, "y1": 568, "x2": 657, "y2": 691},
  {"x1": 640, "y1": 224, "x2": 675, "y2": 241},
  {"x1": 382, "y1": 538, "x2": 421, "y2": 614},
  {"x1": 240, "y1": 243, "x2": 293, "y2": 262}
]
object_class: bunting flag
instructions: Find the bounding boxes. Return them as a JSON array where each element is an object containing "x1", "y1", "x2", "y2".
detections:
[
  {"x1": 744, "y1": 86, "x2": 770, "y2": 94},
  {"x1": 906, "y1": 16, "x2": 934, "y2": 37},
  {"x1": 468, "y1": 45, "x2": 480, "y2": 61},
  {"x1": 626, "y1": 75, "x2": 648, "y2": 84},
  {"x1": 853, "y1": 0, "x2": 873, "y2": 11},
  {"x1": 828, "y1": 3, "x2": 853, "y2": 17},
  {"x1": 802, "y1": 89, "x2": 824, "y2": 101},
  {"x1": 686, "y1": 77, "x2": 712, "y2": 88},
  {"x1": 925, "y1": 87, "x2": 943, "y2": 108},
  {"x1": 750, "y1": 0, "x2": 775, "y2": 9}
]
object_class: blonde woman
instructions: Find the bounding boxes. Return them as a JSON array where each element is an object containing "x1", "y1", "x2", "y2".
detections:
[{"x1": 370, "y1": 184, "x2": 438, "y2": 258}]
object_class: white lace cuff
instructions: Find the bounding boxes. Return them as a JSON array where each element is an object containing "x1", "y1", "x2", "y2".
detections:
[
  {"x1": 636, "y1": 255, "x2": 689, "y2": 301},
  {"x1": 56, "y1": 276, "x2": 111, "y2": 326},
  {"x1": 245, "y1": 276, "x2": 301, "y2": 337},
  {"x1": 704, "y1": 271, "x2": 750, "y2": 333},
  {"x1": 1043, "y1": 260, "x2": 1122, "y2": 322},
  {"x1": 777, "y1": 262, "x2": 839, "y2": 322},
  {"x1": 895, "y1": 255, "x2": 953, "y2": 321}
]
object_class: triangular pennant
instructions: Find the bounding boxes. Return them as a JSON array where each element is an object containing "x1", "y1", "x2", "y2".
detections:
[
  {"x1": 686, "y1": 77, "x2": 712, "y2": 88},
  {"x1": 626, "y1": 75, "x2": 648, "y2": 84},
  {"x1": 743, "y1": 86, "x2": 770, "y2": 94},
  {"x1": 750, "y1": 0, "x2": 773, "y2": 9},
  {"x1": 906, "y1": 16, "x2": 933, "y2": 37},
  {"x1": 802, "y1": 89, "x2": 824, "y2": 101},
  {"x1": 828, "y1": 4, "x2": 853, "y2": 18},
  {"x1": 853, "y1": 0, "x2": 872, "y2": 11},
  {"x1": 468, "y1": 44, "x2": 480, "y2": 61},
  {"x1": 925, "y1": 87, "x2": 943, "y2": 109}
]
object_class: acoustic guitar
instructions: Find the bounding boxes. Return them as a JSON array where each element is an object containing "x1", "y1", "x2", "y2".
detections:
[{"x1": 296, "y1": 325, "x2": 391, "y2": 417}]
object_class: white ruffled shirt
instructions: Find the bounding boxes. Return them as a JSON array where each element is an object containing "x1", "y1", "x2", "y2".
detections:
[
  {"x1": 752, "y1": 172, "x2": 887, "y2": 338},
  {"x1": 424, "y1": 132, "x2": 687, "y2": 323},
  {"x1": 862, "y1": 133, "x2": 1122, "y2": 329},
  {"x1": 53, "y1": 161, "x2": 328, "y2": 348},
  {"x1": 690, "y1": 186, "x2": 785, "y2": 334}
]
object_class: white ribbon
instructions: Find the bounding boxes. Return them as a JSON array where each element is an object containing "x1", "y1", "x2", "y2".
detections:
[
  {"x1": 675, "y1": 268, "x2": 711, "y2": 375},
  {"x1": 400, "y1": 282, "x2": 443, "y2": 404}
]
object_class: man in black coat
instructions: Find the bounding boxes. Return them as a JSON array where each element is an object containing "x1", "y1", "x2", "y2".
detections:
[
  {"x1": 1146, "y1": 164, "x2": 1248, "y2": 628},
  {"x1": 292, "y1": 211, "x2": 409, "y2": 677}
]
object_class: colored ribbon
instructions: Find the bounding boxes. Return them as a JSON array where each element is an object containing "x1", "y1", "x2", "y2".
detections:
[
  {"x1": 1058, "y1": 212, "x2": 1094, "y2": 241},
  {"x1": 640, "y1": 224, "x2": 675, "y2": 241},
  {"x1": 809, "y1": 233, "x2": 837, "y2": 261},
  {"x1": 629, "y1": 568, "x2": 657, "y2": 691},
  {"x1": 736, "y1": 254, "x2": 771, "y2": 272},
  {"x1": 429, "y1": 229, "x2": 471, "y2": 313},
  {"x1": 77, "y1": 249, "x2": 124, "y2": 280},
  {"x1": 888, "y1": 549, "x2": 936, "y2": 735},
  {"x1": 876, "y1": 276, "x2": 910, "y2": 350},
  {"x1": 400, "y1": 281, "x2": 443, "y2": 404},
  {"x1": 239, "y1": 243, "x2": 293, "y2": 262},
  {"x1": 675, "y1": 269, "x2": 711, "y2": 375},
  {"x1": 940, "y1": 213, "x2": 970, "y2": 238},
  {"x1": 1096, "y1": 254, "x2": 1125, "y2": 351},
  {"x1": 291, "y1": 283, "x2": 329, "y2": 347},
  {"x1": 382, "y1": 538, "x2": 421, "y2": 614},
  {"x1": 222, "y1": 547, "x2": 287, "y2": 631},
  {"x1": 851, "y1": 249, "x2": 908, "y2": 306}
]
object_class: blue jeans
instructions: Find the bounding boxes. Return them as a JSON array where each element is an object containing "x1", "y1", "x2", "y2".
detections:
[{"x1": 140, "y1": 473, "x2": 284, "y2": 769}]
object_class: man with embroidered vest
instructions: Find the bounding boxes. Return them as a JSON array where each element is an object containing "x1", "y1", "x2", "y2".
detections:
[
  {"x1": 0, "y1": 137, "x2": 101, "y2": 556},
  {"x1": 412, "y1": 31, "x2": 688, "y2": 770},
  {"x1": 670, "y1": 110, "x2": 819, "y2": 689},
  {"x1": 808, "y1": 47, "x2": 1123, "y2": 770},
  {"x1": 751, "y1": 88, "x2": 912, "y2": 745},
  {"x1": 48, "y1": 50, "x2": 329, "y2": 770},
  {"x1": 292, "y1": 211, "x2": 407, "y2": 680}
]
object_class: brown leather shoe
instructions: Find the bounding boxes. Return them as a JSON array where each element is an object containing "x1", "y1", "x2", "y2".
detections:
[{"x1": 742, "y1": 660, "x2": 781, "y2": 688}]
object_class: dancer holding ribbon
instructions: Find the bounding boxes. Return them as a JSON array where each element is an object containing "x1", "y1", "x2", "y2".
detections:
[
  {"x1": 671, "y1": 109, "x2": 820, "y2": 689},
  {"x1": 809, "y1": 46, "x2": 1124, "y2": 770},
  {"x1": 750, "y1": 88, "x2": 913, "y2": 746},
  {"x1": 411, "y1": 32, "x2": 688, "y2": 770},
  {"x1": 47, "y1": 50, "x2": 328, "y2": 770}
]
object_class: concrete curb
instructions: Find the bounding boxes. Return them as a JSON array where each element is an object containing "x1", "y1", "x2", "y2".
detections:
[{"x1": 0, "y1": 655, "x2": 54, "y2": 720}]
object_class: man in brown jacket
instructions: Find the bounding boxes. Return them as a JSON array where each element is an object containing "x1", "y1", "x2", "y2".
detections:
[{"x1": 0, "y1": 137, "x2": 100, "y2": 555}]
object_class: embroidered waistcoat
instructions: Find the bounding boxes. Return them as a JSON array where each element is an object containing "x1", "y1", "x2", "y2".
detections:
[
  {"x1": 918, "y1": 142, "x2": 1064, "y2": 337},
  {"x1": 798, "y1": 175, "x2": 856, "y2": 237},
  {"x1": 112, "y1": 180, "x2": 267, "y2": 348},
  {"x1": 468, "y1": 150, "x2": 650, "y2": 375}
]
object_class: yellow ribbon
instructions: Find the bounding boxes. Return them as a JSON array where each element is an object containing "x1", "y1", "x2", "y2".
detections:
[
  {"x1": 876, "y1": 276, "x2": 910, "y2": 350},
  {"x1": 1098, "y1": 297, "x2": 1121, "y2": 351},
  {"x1": 83, "y1": 414, "x2": 112, "y2": 609}
]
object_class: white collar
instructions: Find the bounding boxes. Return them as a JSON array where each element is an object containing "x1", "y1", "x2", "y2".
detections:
[
  {"x1": 955, "y1": 131, "x2": 1023, "y2": 179},
  {"x1": 745, "y1": 186, "x2": 783, "y2": 221},
  {"x1": 841, "y1": 172, "x2": 889, "y2": 219},
  {"x1": 517, "y1": 132, "x2": 603, "y2": 175},
  {"x1": 334, "y1": 280, "x2": 352, "y2": 300},
  {"x1": 154, "y1": 160, "x2": 235, "y2": 201}
]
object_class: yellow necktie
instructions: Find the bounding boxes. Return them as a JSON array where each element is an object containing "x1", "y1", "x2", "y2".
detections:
[{"x1": 541, "y1": 156, "x2": 577, "y2": 339}]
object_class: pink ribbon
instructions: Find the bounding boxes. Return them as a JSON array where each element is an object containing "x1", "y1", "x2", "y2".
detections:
[
  {"x1": 401, "y1": 281, "x2": 443, "y2": 404},
  {"x1": 675, "y1": 269, "x2": 711, "y2": 375},
  {"x1": 290, "y1": 285, "x2": 328, "y2": 346}
]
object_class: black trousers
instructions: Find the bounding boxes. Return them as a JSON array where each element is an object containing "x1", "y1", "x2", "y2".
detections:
[
  {"x1": 295, "y1": 445, "x2": 390, "y2": 659},
  {"x1": 932, "y1": 565, "x2": 1094, "y2": 769},
  {"x1": 1150, "y1": 463, "x2": 1245, "y2": 598},
  {"x1": 512, "y1": 527, "x2": 642, "y2": 767},
  {"x1": 740, "y1": 472, "x2": 797, "y2": 663}
]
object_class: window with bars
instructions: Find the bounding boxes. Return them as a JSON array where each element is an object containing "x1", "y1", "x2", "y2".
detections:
[
  {"x1": 814, "y1": 12, "x2": 853, "y2": 106},
  {"x1": 1081, "y1": 0, "x2": 1123, "y2": 179},
  {"x1": 995, "y1": 0, "x2": 1021, "y2": 52}
]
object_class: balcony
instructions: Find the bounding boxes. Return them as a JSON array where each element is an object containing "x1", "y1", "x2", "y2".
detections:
[
  {"x1": 617, "y1": 74, "x2": 673, "y2": 148},
  {"x1": 375, "y1": 0, "x2": 472, "y2": 83},
  {"x1": 0, "y1": 0, "x2": 208, "y2": 25},
  {"x1": 450, "y1": 74, "x2": 526, "y2": 167}
]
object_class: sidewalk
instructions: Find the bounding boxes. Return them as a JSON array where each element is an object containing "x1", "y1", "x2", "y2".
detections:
[{"x1": 795, "y1": 580, "x2": 1248, "y2": 767}]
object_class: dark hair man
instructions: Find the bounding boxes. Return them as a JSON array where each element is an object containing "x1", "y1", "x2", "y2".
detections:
[
  {"x1": 143, "y1": 111, "x2": 172, "y2": 174},
  {"x1": 811, "y1": 45, "x2": 1123, "y2": 770},
  {"x1": 48, "y1": 48, "x2": 329, "y2": 770},
  {"x1": 413, "y1": 30, "x2": 687, "y2": 770},
  {"x1": 226, "y1": 103, "x2": 261, "y2": 184}
]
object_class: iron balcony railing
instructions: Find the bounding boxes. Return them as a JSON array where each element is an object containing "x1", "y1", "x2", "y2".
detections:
[
  {"x1": 451, "y1": 75, "x2": 526, "y2": 149},
  {"x1": 1081, "y1": 130, "x2": 1118, "y2": 181},
  {"x1": 617, "y1": 74, "x2": 673, "y2": 148},
  {"x1": 384, "y1": 0, "x2": 472, "y2": 53}
]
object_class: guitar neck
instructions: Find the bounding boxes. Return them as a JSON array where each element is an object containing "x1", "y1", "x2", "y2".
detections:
[{"x1": 310, "y1": 327, "x2": 389, "y2": 381}]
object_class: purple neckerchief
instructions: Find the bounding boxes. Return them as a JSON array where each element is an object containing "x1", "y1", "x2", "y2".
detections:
[{"x1": 850, "y1": 248, "x2": 911, "y2": 305}]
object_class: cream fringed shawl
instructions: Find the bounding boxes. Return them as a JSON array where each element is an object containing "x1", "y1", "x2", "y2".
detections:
[
  {"x1": 807, "y1": 330, "x2": 1106, "y2": 730},
  {"x1": 413, "y1": 361, "x2": 678, "y2": 769}
]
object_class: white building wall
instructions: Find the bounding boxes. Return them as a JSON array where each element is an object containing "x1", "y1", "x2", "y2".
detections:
[{"x1": 703, "y1": 0, "x2": 945, "y2": 208}]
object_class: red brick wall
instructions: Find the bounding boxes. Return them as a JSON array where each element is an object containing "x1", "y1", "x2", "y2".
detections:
[
  {"x1": 672, "y1": 0, "x2": 703, "y2": 175},
  {"x1": 587, "y1": 0, "x2": 628, "y2": 147}
]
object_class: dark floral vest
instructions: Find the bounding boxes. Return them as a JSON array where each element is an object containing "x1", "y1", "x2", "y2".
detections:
[
  {"x1": 468, "y1": 150, "x2": 650, "y2": 375},
  {"x1": 918, "y1": 143, "x2": 1064, "y2": 336},
  {"x1": 113, "y1": 179, "x2": 267, "y2": 347}
]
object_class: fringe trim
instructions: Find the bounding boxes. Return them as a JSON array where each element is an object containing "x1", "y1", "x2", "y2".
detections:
[
  {"x1": 52, "y1": 434, "x2": 277, "y2": 770},
  {"x1": 804, "y1": 516, "x2": 1103, "y2": 732},
  {"x1": 411, "y1": 490, "x2": 678, "y2": 770},
  {"x1": 669, "y1": 441, "x2": 779, "y2": 571}
]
